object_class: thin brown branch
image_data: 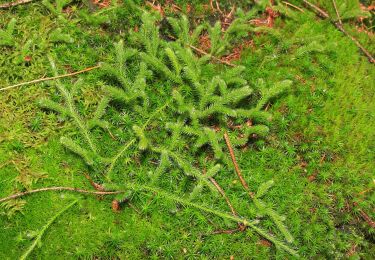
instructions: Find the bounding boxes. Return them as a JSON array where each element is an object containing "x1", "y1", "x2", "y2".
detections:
[
  {"x1": 0, "y1": 64, "x2": 101, "y2": 92},
  {"x1": 302, "y1": 0, "x2": 374, "y2": 63},
  {"x1": 0, "y1": 0, "x2": 34, "y2": 9},
  {"x1": 358, "y1": 209, "x2": 375, "y2": 228},
  {"x1": 223, "y1": 132, "x2": 255, "y2": 199},
  {"x1": 83, "y1": 172, "x2": 105, "y2": 191},
  {"x1": 353, "y1": 202, "x2": 375, "y2": 228},
  {"x1": 0, "y1": 186, "x2": 124, "y2": 203},
  {"x1": 332, "y1": 0, "x2": 342, "y2": 25},
  {"x1": 209, "y1": 176, "x2": 247, "y2": 231},
  {"x1": 208, "y1": 176, "x2": 238, "y2": 217},
  {"x1": 302, "y1": 0, "x2": 329, "y2": 18},
  {"x1": 334, "y1": 23, "x2": 375, "y2": 63},
  {"x1": 282, "y1": 1, "x2": 304, "y2": 13}
]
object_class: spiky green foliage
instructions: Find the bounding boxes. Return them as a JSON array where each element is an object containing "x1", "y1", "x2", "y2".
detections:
[
  {"x1": 39, "y1": 10, "x2": 297, "y2": 256},
  {"x1": 0, "y1": 18, "x2": 16, "y2": 47},
  {"x1": 42, "y1": 0, "x2": 73, "y2": 20},
  {"x1": 20, "y1": 200, "x2": 78, "y2": 260},
  {"x1": 1, "y1": 0, "x2": 374, "y2": 258},
  {"x1": 38, "y1": 58, "x2": 113, "y2": 172},
  {"x1": 48, "y1": 28, "x2": 74, "y2": 44}
]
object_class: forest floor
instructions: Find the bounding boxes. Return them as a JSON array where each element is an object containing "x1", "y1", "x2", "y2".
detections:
[{"x1": 0, "y1": 0, "x2": 374, "y2": 259}]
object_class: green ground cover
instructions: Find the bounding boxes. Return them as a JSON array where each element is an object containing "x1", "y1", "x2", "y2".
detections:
[{"x1": 0, "y1": 0, "x2": 374, "y2": 258}]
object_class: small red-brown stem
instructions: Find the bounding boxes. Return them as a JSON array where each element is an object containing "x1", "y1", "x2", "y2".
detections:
[
  {"x1": 203, "y1": 166, "x2": 245, "y2": 231},
  {"x1": 83, "y1": 173, "x2": 105, "y2": 191},
  {"x1": 128, "y1": 202, "x2": 141, "y2": 214},
  {"x1": 302, "y1": 0, "x2": 329, "y2": 18},
  {"x1": 224, "y1": 132, "x2": 255, "y2": 199},
  {"x1": 319, "y1": 153, "x2": 326, "y2": 164},
  {"x1": 208, "y1": 177, "x2": 238, "y2": 217},
  {"x1": 353, "y1": 202, "x2": 375, "y2": 228}
]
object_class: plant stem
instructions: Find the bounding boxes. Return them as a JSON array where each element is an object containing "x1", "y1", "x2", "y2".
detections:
[
  {"x1": 282, "y1": 1, "x2": 304, "y2": 12},
  {"x1": 208, "y1": 176, "x2": 238, "y2": 217},
  {"x1": 331, "y1": 0, "x2": 342, "y2": 25},
  {"x1": 0, "y1": 187, "x2": 124, "y2": 203},
  {"x1": 20, "y1": 200, "x2": 78, "y2": 260},
  {"x1": 224, "y1": 132, "x2": 255, "y2": 198},
  {"x1": 0, "y1": 0, "x2": 35, "y2": 9},
  {"x1": 106, "y1": 139, "x2": 136, "y2": 175},
  {"x1": 0, "y1": 64, "x2": 101, "y2": 91}
]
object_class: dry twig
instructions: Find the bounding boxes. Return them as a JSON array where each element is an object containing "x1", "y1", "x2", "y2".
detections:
[
  {"x1": 208, "y1": 176, "x2": 238, "y2": 217},
  {"x1": 0, "y1": 0, "x2": 34, "y2": 9},
  {"x1": 332, "y1": 0, "x2": 342, "y2": 25},
  {"x1": 0, "y1": 186, "x2": 124, "y2": 203},
  {"x1": 208, "y1": 176, "x2": 246, "y2": 232},
  {"x1": 83, "y1": 172, "x2": 105, "y2": 191},
  {"x1": 353, "y1": 202, "x2": 375, "y2": 228},
  {"x1": 302, "y1": 0, "x2": 374, "y2": 63},
  {"x1": 282, "y1": 1, "x2": 304, "y2": 13},
  {"x1": 224, "y1": 132, "x2": 255, "y2": 199},
  {"x1": 0, "y1": 64, "x2": 101, "y2": 92}
]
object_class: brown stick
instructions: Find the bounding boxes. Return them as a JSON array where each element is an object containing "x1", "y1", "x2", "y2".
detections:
[
  {"x1": 331, "y1": 0, "x2": 342, "y2": 25},
  {"x1": 223, "y1": 132, "x2": 255, "y2": 198},
  {"x1": 0, "y1": 64, "x2": 101, "y2": 92},
  {"x1": 0, "y1": 0, "x2": 34, "y2": 8},
  {"x1": 358, "y1": 208, "x2": 375, "y2": 228},
  {"x1": 353, "y1": 202, "x2": 375, "y2": 228},
  {"x1": 302, "y1": 0, "x2": 329, "y2": 18},
  {"x1": 282, "y1": 1, "x2": 304, "y2": 13},
  {"x1": 302, "y1": 0, "x2": 374, "y2": 63},
  {"x1": 208, "y1": 176, "x2": 246, "y2": 231},
  {"x1": 208, "y1": 176, "x2": 238, "y2": 217},
  {"x1": 83, "y1": 172, "x2": 105, "y2": 191},
  {"x1": 335, "y1": 23, "x2": 375, "y2": 63},
  {"x1": 0, "y1": 186, "x2": 124, "y2": 203}
]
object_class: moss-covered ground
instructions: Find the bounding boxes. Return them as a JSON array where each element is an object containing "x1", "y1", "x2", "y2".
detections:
[{"x1": 0, "y1": 0, "x2": 374, "y2": 258}]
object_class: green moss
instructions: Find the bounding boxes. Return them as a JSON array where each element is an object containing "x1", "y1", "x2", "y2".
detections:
[{"x1": 1, "y1": 1, "x2": 374, "y2": 259}]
